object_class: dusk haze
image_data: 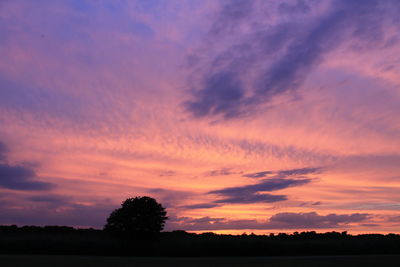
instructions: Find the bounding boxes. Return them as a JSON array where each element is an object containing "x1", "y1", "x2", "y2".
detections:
[{"x1": 1, "y1": 0, "x2": 400, "y2": 236}]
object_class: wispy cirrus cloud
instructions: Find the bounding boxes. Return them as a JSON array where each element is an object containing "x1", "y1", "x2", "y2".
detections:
[
  {"x1": 0, "y1": 76, "x2": 84, "y2": 119},
  {"x1": 147, "y1": 188, "x2": 194, "y2": 209},
  {"x1": 204, "y1": 168, "x2": 241, "y2": 177}
]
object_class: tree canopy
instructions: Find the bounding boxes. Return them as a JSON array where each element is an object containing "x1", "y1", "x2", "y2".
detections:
[{"x1": 104, "y1": 196, "x2": 168, "y2": 239}]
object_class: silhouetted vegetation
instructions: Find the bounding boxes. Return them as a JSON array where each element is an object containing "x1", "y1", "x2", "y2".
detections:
[
  {"x1": 1, "y1": 225, "x2": 400, "y2": 257},
  {"x1": 104, "y1": 196, "x2": 168, "y2": 240},
  {"x1": 1, "y1": 197, "x2": 399, "y2": 257}
]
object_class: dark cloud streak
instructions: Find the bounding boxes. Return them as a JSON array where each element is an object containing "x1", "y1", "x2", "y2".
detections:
[
  {"x1": 206, "y1": 167, "x2": 319, "y2": 205},
  {"x1": 205, "y1": 168, "x2": 239, "y2": 176},
  {"x1": 268, "y1": 212, "x2": 369, "y2": 229},
  {"x1": 0, "y1": 201, "x2": 113, "y2": 228},
  {"x1": 0, "y1": 141, "x2": 54, "y2": 191},
  {"x1": 210, "y1": 178, "x2": 311, "y2": 196},
  {"x1": 0, "y1": 164, "x2": 53, "y2": 191},
  {"x1": 243, "y1": 167, "x2": 320, "y2": 178},
  {"x1": 209, "y1": 178, "x2": 311, "y2": 204},
  {"x1": 278, "y1": 167, "x2": 320, "y2": 176},
  {"x1": 185, "y1": 0, "x2": 400, "y2": 120},
  {"x1": 180, "y1": 203, "x2": 220, "y2": 209},
  {"x1": 167, "y1": 211, "x2": 370, "y2": 231},
  {"x1": 209, "y1": 0, "x2": 255, "y2": 35},
  {"x1": 243, "y1": 171, "x2": 273, "y2": 178},
  {"x1": 0, "y1": 141, "x2": 8, "y2": 162},
  {"x1": 278, "y1": 0, "x2": 311, "y2": 15},
  {"x1": 213, "y1": 193, "x2": 287, "y2": 204},
  {"x1": 185, "y1": 72, "x2": 245, "y2": 119},
  {"x1": 27, "y1": 194, "x2": 69, "y2": 205}
]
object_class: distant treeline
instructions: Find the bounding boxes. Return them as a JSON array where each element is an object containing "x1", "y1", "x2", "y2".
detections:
[
  {"x1": 1, "y1": 225, "x2": 400, "y2": 257},
  {"x1": 0, "y1": 225, "x2": 100, "y2": 234}
]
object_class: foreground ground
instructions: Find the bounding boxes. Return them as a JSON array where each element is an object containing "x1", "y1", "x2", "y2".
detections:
[{"x1": 1, "y1": 254, "x2": 400, "y2": 267}]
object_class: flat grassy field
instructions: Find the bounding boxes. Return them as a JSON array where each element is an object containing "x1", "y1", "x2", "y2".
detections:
[{"x1": 1, "y1": 254, "x2": 400, "y2": 267}]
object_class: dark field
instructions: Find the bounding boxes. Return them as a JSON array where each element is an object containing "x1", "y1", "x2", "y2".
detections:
[{"x1": 1, "y1": 254, "x2": 400, "y2": 267}]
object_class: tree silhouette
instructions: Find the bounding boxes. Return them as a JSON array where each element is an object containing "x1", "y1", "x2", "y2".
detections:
[{"x1": 104, "y1": 196, "x2": 168, "y2": 239}]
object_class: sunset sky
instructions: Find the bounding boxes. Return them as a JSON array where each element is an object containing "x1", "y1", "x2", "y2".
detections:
[{"x1": 1, "y1": 0, "x2": 400, "y2": 234}]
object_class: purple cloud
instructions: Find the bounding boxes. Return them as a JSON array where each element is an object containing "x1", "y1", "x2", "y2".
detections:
[
  {"x1": 185, "y1": 168, "x2": 318, "y2": 208},
  {"x1": 211, "y1": 178, "x2": 310, "y2": 195},
  {"x1": 206, "y1": 166, "x2": 319, "y2": 205},
  {"x1": 27, "y1": 194, "x2": 69, "y2": 205},
  {"x1": 243, "y1": 171, "x2": 273, "y2": 178},
  {"x1": 204, "y1": 168, "x2": 239, "y2": 176},
  {"x1": 278, "y1": 0, "x2": 311, "y2": 15},
  {"x1": 209, "y1": 0, "x2": 255, "y2": 35},
  {"x1": 268, "y1": 212, "x2": 370, "y2": 229},
  {"x1": 180, "y1": 203, "x2": 220, "y2": 209},
  {"x1": 213, "y1": 193, "x2": 287, "y2": 204},
  {"x1": 278, "y1": 167, "x2": 320, "y2": 176},
  {"x1": 243, "y1": 167, "x2": 320, "y2": 179},
  {"x1": 0, "y1": 200, "x2": 114, "y2": 228},
  {"x1": 168, "y1": 212, "x2": 370, "y2": 231},
  {"x1": 185, "y1": 0, "x2": 400, "y2": 119},
  {"x1": 0, "y1": 164, "x2": 53, "y2": 191},
  {"x1": 185, "y1": 72, "x2": 245, "y2": 118},
  {"x1": 0, "y1": 142, "x2": 53, "y2": 191},
  {"x1": 0, "y1": 141, "x2": 7, "y2": 162}
]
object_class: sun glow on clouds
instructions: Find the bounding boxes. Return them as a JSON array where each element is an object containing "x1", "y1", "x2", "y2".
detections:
[{"x1": 0, "y1": 0, "x2": 400, "y2": 233}]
